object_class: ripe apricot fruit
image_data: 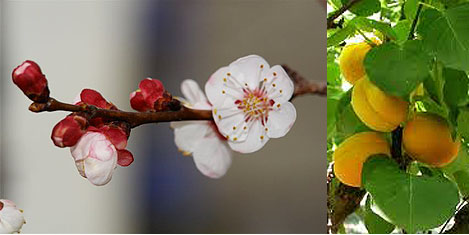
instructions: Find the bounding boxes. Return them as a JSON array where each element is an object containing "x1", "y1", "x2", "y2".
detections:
[
  {"x1": 339, "y1": 41, "x2": 373, "y2": 85},
  {"x1": 333, "y1": 132, "x2": 391, "y2": 187},
  {"x1": 403, "y1": 113, "x2": 460, "y2": 167},
  {"x1": 351, "y1": 77, "x2": 408, "y2": 132}
]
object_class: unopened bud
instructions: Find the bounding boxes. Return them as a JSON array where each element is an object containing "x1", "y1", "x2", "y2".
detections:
[
  {"x1": 12, "y1": 60, "x2": 49, "y2": 102},
  {"x1": 51, "y1": 114, "x2": 88, "y2": 147}
]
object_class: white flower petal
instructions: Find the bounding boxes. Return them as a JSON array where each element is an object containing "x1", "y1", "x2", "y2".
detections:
[
  {"x1": 88, "y1": 136, "x2": 116, "y2": 162},
  {"x1": 181, "y1": 79, "x2": 210, "y2": 109},
  {"x1": 228, "y1": 120, "x2": 269, "y2": 153},
  {"x1": 193, "y1": 137, "x2": 232, "y2": 179},
  {"x1": 229, "y1": 55, "x2": 270, "y2": 90},
  {"x1": 266, "y1": 102, "x2": 297, "y2": 138},
  {"x1": 212, "y1": 108, "x2": 248, "y2": 141},
  {"x1": 205, "y1": 66, "x2": 231, "y2": 107},
  {"x1": 70, "y1": 132, "x2": 101, "y2": 161},
  {"x1": 265, "y1": 65, "x2": 294, "y2": 104},
  {"x1": 0, "y1": 200, "x2": 25, "y2": 234},
  {"x1": 83, "y1": 151, "x2": 117, "y2": 186},
  {"x1": 173, "y1": 121, "x2": 210, "y2": 154},
  {"x1": 75, "y1": 160, "x2": 86, "y2": 178}
]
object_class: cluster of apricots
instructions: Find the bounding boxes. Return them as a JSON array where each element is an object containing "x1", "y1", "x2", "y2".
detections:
[{"x1": 333, "y1": 40, "x2": 460, "y2": 187}]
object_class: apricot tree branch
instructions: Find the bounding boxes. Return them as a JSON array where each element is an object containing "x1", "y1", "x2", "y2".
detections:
[
  {"x1": 29, "y1": 98, "x2": 212, "y2": 128},
  {"x1": 27, "y1": 65, "x2": 325, "y2": 128},
  {"x1": 327, "y1": 168, "x2": 366, "y2": 233},
  {"x1": 443, "y1": 200, "x2": 469, "y2": 233},
  {"x1": 327, "y1": 0, "x2": 363, "y2": 29},
  {"x1": 282, "y1": 64, "x2": 327, "y2": 98}
]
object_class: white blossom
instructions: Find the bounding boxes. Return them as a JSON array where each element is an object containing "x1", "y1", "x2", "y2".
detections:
[
  {"x1": 171, "y1": 79, "x2": 232, "y2": 178},
  {"x1": 0, "y1": 199, "x2": 25, "y2": 234},
  {"x1": 205, "y1": 55, "x2": 297, "y2": 153}
]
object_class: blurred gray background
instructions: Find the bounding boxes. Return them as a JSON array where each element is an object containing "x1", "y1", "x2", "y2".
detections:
[{"x1": 0, "y1": 0, "x2": 325, "y2": 233}]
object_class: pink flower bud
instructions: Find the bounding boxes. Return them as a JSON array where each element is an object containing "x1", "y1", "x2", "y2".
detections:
[
  {"x1": 98, "y1": 125, "x2": 134, "y2": 167},
  {"x1": 70, "y1": 131, "x2": 118, "y2": 186},
  {"x1": 130, "y1": 78, "x2": 164, "y2": 112},
  {"x1": 69, "y1": 124, "x2": 134, "y2": 185},
  {"x1": 0, "y1": 199, "x2": 26, "y2": 233},
  {"x1": 51, "y1": 115, "x2": 88, "y2": 148},
  {"x1": 12, "y1": 60, "x2": 49, "y2": 102}
]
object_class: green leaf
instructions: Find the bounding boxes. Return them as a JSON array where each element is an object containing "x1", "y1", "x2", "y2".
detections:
[
  {"x1": 443, "y1": 68, "x2": 469, "y2": 107},
  {"x1": 364, "y1": 196, "x2": 395, "y2": 233},
  {"x1": 364, "y1": 40, "x2": 431, "y2": 97},
  {"x1": 350, "y1": 17, "x2": 397, "y2": 40},
  {"x1": 362, "y1": 155, "x2": 459, "y2": 233},
  {"x1": 453, "y1": 169, "x2": 469, "y2": 198},
  {"x1": 393, "y1": 20, "x2": 412, "y2": 45},
  {"x1": 327, "y1": 50, "x2": 342, "y2": 86},
  {"x1": 329, "y1": 0, "x2": 343, "y2": 9},
  {"x1": 414, "y1": 96, "x2": 449, "y2": 118},
  {"x1": 439, "y1": 0, "x2": 469, "y2": 8},
  {"x1": 328, "y1": 87, "x2": 344, "y2": 140},
  {"x1": 341, "y1": 0, "x2": 381, "y2": 16},
  {"x1": 334, "y1": 90, "x2": 370, "y2": 144},
  {"x1": 404, "y1": 0, "x2": 419, "y2": 20},
  {"x1": 417, "y1": 3, "x2": 469, "y2": 71},
  {"x1": 328, "y1": 98, "x2": 339, "y2": 140},
  {"x1": 424, "y1": 62, "x2": 445, "y2": 105},
  {"x1": 327, "y1": 24, "x2": 356, "y2": 47},
  {"x1": 442, "y1": 144, "x2": 469, "y2": 176},
  {"x1": 457, "y1": 108, "x2": 469, "y2": 139}
]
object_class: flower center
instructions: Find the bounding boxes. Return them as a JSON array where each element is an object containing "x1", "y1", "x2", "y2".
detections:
[{"x1": 235, "y1": 88, "x2": 274, "y2": 125}]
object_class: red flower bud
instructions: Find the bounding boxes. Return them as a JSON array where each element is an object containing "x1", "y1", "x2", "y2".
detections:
[
  {"x1": 75, "y1": 89, "x2": 118, "y2": 127},
  {"x1": 12, "y1": 60, "x2": 49, "y2": 102},
  {"x1": 80, "y1": 89, "x2": 111, "y2": 109},
  {"x1": 130, "y1": 78, "x2": 164, "y2": 112},
  {"x1": 99, "y1": 125, "x2": 128, "y2": 150},
  {"x1": 51, "y1": 115, "x2": 88, "y2": 147},
  {"x1": 129, "y1": 91, "x2": 151, "y2": 112},
  {"x1": 117, "y1": 149, "x2": 134, "y2": 167}
]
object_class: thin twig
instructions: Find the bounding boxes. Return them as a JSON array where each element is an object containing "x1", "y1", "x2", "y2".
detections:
[
  {"x1": 407, "y1": 2, "x2": 423, "y2": 40},
  {"x1": 27, "y1": 65, "x2": 325, "y2": 128},
  {"x1": 282, "y1": 64, "x2": 327, "y2": 98},
  {"x1": 440, "y1": 198, "x2": 467, "y2": 233},
  {"x1": 327, "y1": 0, "x2": 363, "y2": 29},
  {"x1": 29, "y1": 98, "x2": 212, "y2": 128}
]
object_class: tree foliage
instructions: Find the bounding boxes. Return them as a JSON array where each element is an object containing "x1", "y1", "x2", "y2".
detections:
[{"x1": 327, "y1": 0, "x2": 469, "y2": 233}]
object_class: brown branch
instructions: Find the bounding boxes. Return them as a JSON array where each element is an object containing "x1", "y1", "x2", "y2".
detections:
[
  {"x1": 29, "y1": 98, "x2": 212, "y2": 128},
  {"x1": 327, "y1": 0, "x2": 363, "y2": 29},
  {"x1": 27, "y1": 65, "x2": 325, "y2": 128},
  {"x1": 444, "y1": 201, "x2": 469, "y2": 234},
  {"x1": 282, "y1": 64, "x2": 327, "y2": 98},
  {"x1": 327, "y1": 167, "x2": 366, "y2": 233}
]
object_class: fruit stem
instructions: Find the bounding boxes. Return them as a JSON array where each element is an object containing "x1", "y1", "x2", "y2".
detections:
[
  {"x1": 391, "y1": 126, "x2": 410, "y2": 170},
  {"x1": 357, "y1": 29, "x2": 378, "y2": 47}
]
